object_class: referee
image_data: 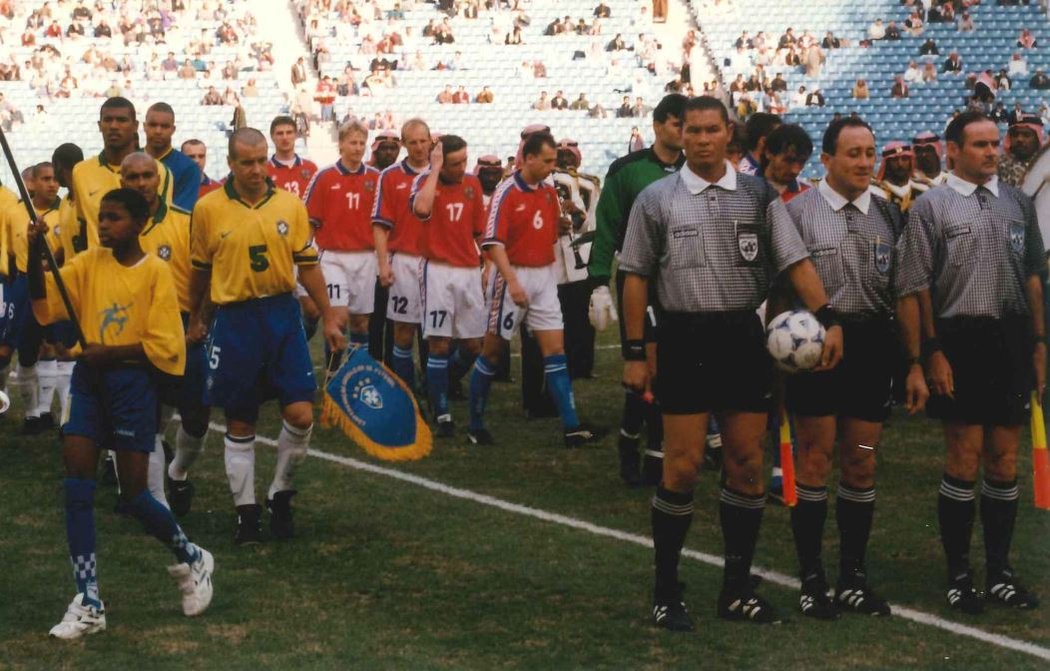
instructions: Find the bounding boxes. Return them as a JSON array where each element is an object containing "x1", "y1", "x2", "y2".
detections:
[
  {"x1": 897, "y1": 110, "x2": 1045, "y2": 614},
  {"x1": 781, "y1": 117, "x2": 918, "y2": 620},
  {"x1": 620, "y1": 96, "x2": 844, "y2": 631}
]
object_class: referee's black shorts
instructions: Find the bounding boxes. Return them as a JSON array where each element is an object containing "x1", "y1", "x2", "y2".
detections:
[
  {"x1": 785, "y1": 317, "x2": 896, "y2": 423},
  {"x1": 657, "y1": 310, "x2": 772, "y2": 415},
  {"x1": 927, "y1": 315, "x2": 1033, "y2": 427},
  {"x1": 615, "y1": 271, "x2": 660, "y2": 350}
]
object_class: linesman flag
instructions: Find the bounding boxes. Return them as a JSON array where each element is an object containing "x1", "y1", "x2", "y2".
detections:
[
  {"x1": 779, "y1": 407, "x2": 798, "y2": 508},
  {"x1": 322, "y1": 347, "x2": 432, "y2": 461},
  {"x1": 1030, "y1": 392, "x2": 1050, "y2": 510}
]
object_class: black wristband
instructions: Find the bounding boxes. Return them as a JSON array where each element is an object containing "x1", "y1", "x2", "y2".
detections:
[
  {"x1": 920, "y1": 337, "x2": 942, "y2": 360},
  {"x1": 623, "y1": 339, "x2": 646, "y2": 361},
  {"x1": 814, "y1": 304, "x2": 840, "y2": 329}
]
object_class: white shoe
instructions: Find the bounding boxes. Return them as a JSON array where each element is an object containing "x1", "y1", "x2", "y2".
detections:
[
  {"x1": 167, "y1": 547, "x2": 214, "y2": 616},
  {"x1": 49, "y1": 593, "x2": 106, "y2": 640}
]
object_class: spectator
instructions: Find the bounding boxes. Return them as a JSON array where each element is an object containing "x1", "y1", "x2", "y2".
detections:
[
  {"x1": 891, "y1": 74, "x2": 910, "y2": 98},
  {"x1": 735, "y1": 30, "x2": 754, "y2": 49},
  {"x1": 1008, "y1": 102, "x2": 1025, "y2": 125},
  {"x1": 778, "y1": 27, "x2": 797, "y2": 48},
  {"x1": 533, "y1": 61, "x2": 547, "y2": 78},
  {"x1": 957, "y1": 12, "x2": 975, "y2": 32},
  {"x1": 95, "y1": 20, "x2": 112, "y2": 38},
  {"x1": 475, "y1": 86, "x2": 495, "y2": 103},
  {"x1": 923, "y1": 61, "x2": 938, "y2": 83},
  {"x1": 885, "y1": 21, "x2": 902, "y2": 40},
  {"x1": 569, "y1": 93, "x2": 589, "y2": 110},
  {"x1": 652, "y1": 0, "x2": 667, "y2": 23},
  {"x1": 905, "y1": 10, "x2": 924, "y2": 37},
  {"x1": 904, "y1": 61, "x2": 923, "y2": 85},
  {"x1": 996, "y1": 69, "x2": 1012, "y2": 91},
  {"x1": 791, "y1": 85, "x2": 808, "y2": 108},
  {"x1": 631, "y1": 96, "x2": 650, "y2": 117},
  {"x1": 505, "y1": 25, "x2": 523, "y2": 45},
  {"x1": 222, "y1": 61, "x2": 238, "y2": 80},
  {"x1": 223, "y1": 86, "x2": 240, "y2": 106},
  {"x1": 991, "y1": 101, "x2": 1009, "y2": 123},
  {"x1": 436, "y1": 85, "x2": 454, "y2": 104},
  {"x1": 999, "y1": 115, "x2": 1044, "y2": 186},
  {"x1": 852, "y1": 78, "x2": 870, "y2": 100},
  {"x1": 628, "y1": 126, "x2": 645, "y2": 153},
  {"x1": 242, "y1": 79, "x2": 258, "y2": 98},
  {"x1": 805, "y1": 87, "x2": 825, "y2": 107},
  {"x1": 533, "y1": 90, "x2": 551, "y2": 110},
  {"x1": 616, "y1": 95, "x2": 632, "y2": 117},
  {"x1": 919, "y1": 38, "x2": 939, "y2": 56},
  {"x1": 869, "y1": 18, "x2": 886, "y2": 39},
  {"x1": 943, "y1": 51, "x2": 963, "y2": 74},
  {"x1": 594, "y1": 2, "x2": 611, "y2": 18},
  {"x1": 433, "y1": 19, "x2": 455, "y2": 44},
  {"x1": 1018, "y1": 28, "x2": 1037, "y2": 49},
  {"x1": 803, "y1": 43, "x2": 825, "y2": 77},
  {"x1": 291, "y1": 56, "x2": 307, "y2": 86},
  {"x1": 551, "y1": 90, "x2": 569, "y2": 110},
  {"x1": 201, "y1": 86, "x2": 223, "y2": 105},
  {"x1": 1008, "y1": 52, "x2": 1029, "y2": 76},
  {"x1": 822, "y1": 31, "x2": 841, "y2": 49},
  {"x1": 315, "y1": 76, "x2": 336, "y2": 121},
  {"x1": 451, "y1": 85, "x2": 470, "y2": 104},
  {"x1": 1031, "y1": 68, "x2": 1050, "y2": 89},
  {"x1": 607, "y1": 32, "x2": 626, "y2": 51}
]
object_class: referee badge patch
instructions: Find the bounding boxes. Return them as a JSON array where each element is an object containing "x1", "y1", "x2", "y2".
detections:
[
  {"x1": 874, "y1": 241, "x2": 891, "y2": 274},
  {"x1": 737, "y1": 228, "x2": 760, "y2": 264},
  {"x1": 1009, "y1": 221, "x2": 1025, "y2": 254},
  {"x1": 277, "y1": 220, "x2": 290, "y2": 236}
]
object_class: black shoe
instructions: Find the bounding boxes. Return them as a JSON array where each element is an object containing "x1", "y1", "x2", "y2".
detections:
[
  {"x1": 467, "y1": 428, "x2": 495, "y2": 446},
  {"x1": 169, "y1": 478, "x2": 195, "y2": 518},
  {"x1": 448, "y1": 379, "x2": 466, "y2": 401},
  {"x1": 436, "y1": 418, "x2": 455, "y2": 438},
  {"x1": 618, "y1": 432, "x2": 642, "y2": 487},
  {"x1": 946, "y1": 572, "x2": 984, "y2": 615},
  {"x1": 267, "y1": 490, "x2": 297, "y2": 540},
  {"x1": 21, "y1": 416, "x2": 41, "y2": 435},
  {"x1": 234, "y1": 504, "x2": 263, "y2": 546},
  {"x1": 652, "y1": 582, "x2": 695, "y2": 632},
  {"x1": 37, "y1": 412, "x2": 55, "y2": 432},
  {"x1": 564, "y1": 423, "x2": 607, "y2": 448},
  {"x1": 800, "y1": 572, "x2": 839, "y2": 620},
  {"x1": 987, "y1": 568, "x2": 1040, "y2": 609},
  {"x1": 835, "y1": 575, "x2": 890, "y2": 616},
  {"x1": 718, "y1": 585, "x2": 782, "y2": 624},
  {"x1": 100, "y1": 454, "x2": 118, "y2": 487},
  {"x1": 642, "y1": 449, "x2": 663, "y2": 487}
]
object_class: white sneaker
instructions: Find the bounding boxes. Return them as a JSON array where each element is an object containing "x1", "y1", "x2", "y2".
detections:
[
  {"x1": 49, "y1": 593, "x2": 106, "y2": 640},
  {"x1": 167, "y1": 547, "x2": 214, "y2": 616}
]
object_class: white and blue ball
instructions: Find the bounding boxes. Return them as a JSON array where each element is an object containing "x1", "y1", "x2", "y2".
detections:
[{"x1": 766, "y1": 309, "x2": 826, "y2": 373}]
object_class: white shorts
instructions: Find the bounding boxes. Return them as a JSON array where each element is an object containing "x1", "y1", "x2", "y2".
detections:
[
  {"x1": 386, "y1": 252, "x2": 423, "y2": 323},
  {"x1": 320, "y1": 249, "x2": 377, "y2": 313},
  {"x1": 420, "y1": 260, "x2": 487, "y2": 340},
  {"x1": 487, "y1": 264, "x2": 564, "y2": 341}
]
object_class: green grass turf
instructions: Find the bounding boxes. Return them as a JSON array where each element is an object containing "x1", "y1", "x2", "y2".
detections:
[{"x1": 1, "y1": 333, "x2": 1049, "y2": 670}]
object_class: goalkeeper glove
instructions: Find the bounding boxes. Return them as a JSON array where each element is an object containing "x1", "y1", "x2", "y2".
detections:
[{"x1": 588, "y1": 285, "x2": 617, "y2": 331}]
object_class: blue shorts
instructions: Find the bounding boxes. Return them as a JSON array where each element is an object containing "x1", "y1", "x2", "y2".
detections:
[
  {"x1": 204, "y1": 293, "x2": 316, "y2": 422},
  {"x1": 0, "y1": 274, "x2": 29, "y2": 351},
  {"x1": 64, "y1": 364, "x2": 157, "y2": 452},
  {"x1": 47, "y1": 320, "x2": 79, "y2": 350},
  {"x1": 158, "y1": 313, "x2": 208, "y2": 412}
]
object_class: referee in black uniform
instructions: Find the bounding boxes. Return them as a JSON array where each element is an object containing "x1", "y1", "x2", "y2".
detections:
[
  {"x1": 619, "y1": 96, "x2": 844, "y2": 631},
  {"x1": 898, "y1": 110, "x2": 1045, "y2": 614},
  {"x1": 782, "y1": 117, "x2": 923, "y2": 620}
]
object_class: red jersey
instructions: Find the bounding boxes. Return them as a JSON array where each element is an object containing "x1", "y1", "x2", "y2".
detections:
[
  {"x1": 372, "y1": 159, "x2": 425, "y2": 256},
  {"x1": 267, "y1": 154, "x2": 318, "y2": 199},
  {"x1": 780, "y1": 179, "x2": 812, "y2": 203},
  {"x1": 305, "y1": 161, "x2": 380, "y2": 252},
  {"x1": 482, "y1": 171, "x2": 560, "y2": 267},
  {"x1": 198, "y1": 174, "x2": 223, "y2": 199},
  {"x1": 410, "y1": 172, "x2": 486, "y2": 267}
]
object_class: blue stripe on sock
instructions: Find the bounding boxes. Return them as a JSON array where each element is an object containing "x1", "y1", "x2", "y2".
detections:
[{"x1": 64, "y1": 478, "x2": 100, "y2": 606}]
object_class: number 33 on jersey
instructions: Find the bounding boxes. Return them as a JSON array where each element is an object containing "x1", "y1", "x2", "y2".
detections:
[{"x1": 191, "y1": 180, "x2": 318, "y2": 305}]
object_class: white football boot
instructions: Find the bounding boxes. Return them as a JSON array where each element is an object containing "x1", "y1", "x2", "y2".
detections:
[
  {"x1": 167, "y1": 547, "x2": 215, "y2": 616},
  {"x1": 49, "y1": 593, "x2": 106, "y2": 639}
]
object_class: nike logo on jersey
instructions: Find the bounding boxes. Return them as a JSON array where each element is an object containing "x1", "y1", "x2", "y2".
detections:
[
  {"x1": 330, "y1": 184, "x2": 341, "y2": 189},
  {"x1": 220, "y1": 231, "x2": 232, "y2": 239},
  {"x1": 515, "y1": 204, "x2": 526, "y2": 212},
  {"x1": 88, "y1": 189, "x2": 100, "y2": 197},
  {"x1": 396, "y1": 183, "x2": 408, "y2": 190}
]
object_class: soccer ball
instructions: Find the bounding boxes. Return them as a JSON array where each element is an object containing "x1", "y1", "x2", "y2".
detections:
[{"x1": 766, "y1": 310, "x2": 826, "y2": 373}]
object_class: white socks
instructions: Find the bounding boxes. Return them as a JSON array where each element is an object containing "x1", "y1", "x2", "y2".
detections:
[
  {"x1": 168, "y1": 425, "x2": 206, "y2": 481},
  {"x1": 148, "y1": 435, "x2": 169, "y2": 509},
  {"x1": 36, "y1": 359, "x2": 57, "y2": 416},
  {"x1": 18, "y1": 363, "x2": 39, "y2": 419},
  {"x1": 56, "y1": 361, "x2": 74, "y2": 421},
  {"x1": 268, "y1": 421, "x2": 312, "y2": 500},
  {"x1": 224, "y1": 433, "x2": 256, "y2": 506}
]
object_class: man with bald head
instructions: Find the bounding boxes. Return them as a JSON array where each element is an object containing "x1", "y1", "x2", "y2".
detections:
[{"x1": 189, "y1": 128, "x2": 345, "y2": 544}]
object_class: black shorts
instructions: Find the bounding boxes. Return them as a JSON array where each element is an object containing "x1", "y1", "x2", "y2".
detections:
[
  {"x1": 615, "y1": 271, "x2": 660, "y2": 352},
  {"x1": 927, "y1": 315, "x2": 1033, "y2": 427},
  {"x1": 657, "y1": 311, "x2": 772, "y2": 415},
  {"x1": 785, "y1": 318, "x2": 896, "y2": 423}
]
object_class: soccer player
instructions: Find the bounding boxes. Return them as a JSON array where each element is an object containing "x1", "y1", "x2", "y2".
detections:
[
  {"x1": 411, "y1": 135, "x2": 487, "y2": 436},
  {"x1": 587, "y1": 93, "x2": 688, "y2": 486},
  {"x1": 189, "y1": 128, "x2": 344, "y2": 544},
  {"x1": 373, "y1": 118, "x2": 432, "y2": 388},
  {"x1": 783, "y1": 117, "x2": 914, "y2": 619},
  {"x1": 181, "y1": 139, "x2": 223, "y2": 199},
  {"x1": 267, "y1": 115, "x2": 318, "y2": 198},
  {"x1": 304, "y1": 120, "x2": 380, "y2": 362},
  {"x1": 143, "y1": 102, "x2": 202, "y2": 210},
  {"x1": 71, "y1": 97, "x2": 173, "y2": 248},
  {"x1": 468, "y1": 131, "x2": 603, "y2": 448},
  {"x1": 737, "y1": 112, "x2": 782, "y2": 176},
  {"x1": 897, "y1": 111, "x2": 1044, "y2": 613},
  {"x1": 120, "y1": 152, "x2": 209, "y2": 516},
  {"x1": 27, "y1": 188, "x2": 214, "y2": 639},
  {"x1": 871, "y1": 142, "x2": 925, "y2": 214},
  {"x1": 619, "y1": 96, "x2": 842, "y2": 631},
  {"x1": 760, "y1": 123, "x2": 813, "y2": 203}
]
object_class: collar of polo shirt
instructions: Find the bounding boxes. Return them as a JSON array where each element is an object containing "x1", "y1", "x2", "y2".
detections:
[
  {"x1": 681, "y1": 160, "x2": 737, "y2": 195},
  {"x1": 946, "y1": 171, "x2": 999, "y2": 198},
  {"x1": 817, "y1": 176, "x2": 871, "y2": 215}
]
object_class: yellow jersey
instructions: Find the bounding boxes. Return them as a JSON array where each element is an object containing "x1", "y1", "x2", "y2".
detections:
[
  {"x1": 53, "y1": 194, "x2": 84, "y2": 262},
  {"x1": 0, "y1": 185, "x2": 20, "y2": 277},
  {"x1": 32, "y1": 247, "x2": 185, "y2": 376},
  {"x1": 71, "y1": 152, "x2": 173, "y2": 249},
  {"x1": 140, "y1": 198, "x2": 192, "y2": 313},
  {"x1": 3, "y1": 198, "x2": 62, "y2": 273},
  {"x1": 190, "y1": 179, "x2": 318, "y2": 305}
]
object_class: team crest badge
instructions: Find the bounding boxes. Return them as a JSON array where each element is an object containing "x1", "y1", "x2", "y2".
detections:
[
  {"x1": 874, "y1": 241, "x2": 891, "y2": 274},
  {"x1": 364, "y1": 179, "x2": 376, "y2": 192},
  {"x1": 301, "y1": 168, "x2": 312, "y2": 180},
  {"x1": 277, "y1": 220, "x2": 289, "y2": 236},
  {"x1": 737, "y1": 231, "x2": 759, "y2": 262},
  {"x1": 158, "y1": 245, "x2": 172, "y2": 261},
  {"x1": 359, "y1": 384, "x2": 383, "y2": 410},
  {"x1": 464, "y1": 186, "x2": 475, "y2": 200},
  {"x1": 1009, "y1": 221, "x2": 1025, "y2": 254}
]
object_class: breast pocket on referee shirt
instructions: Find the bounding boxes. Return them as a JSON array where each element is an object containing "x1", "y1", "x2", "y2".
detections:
[
  {"x1": 668, "y1": 225, "x2": 705, "y2": 269},
  {"x1": 810, "y1": 245, "x2": 844, "y2": 297},
  {"x1": 943, "y1": 223, "x2": 976, "y2": 268}
]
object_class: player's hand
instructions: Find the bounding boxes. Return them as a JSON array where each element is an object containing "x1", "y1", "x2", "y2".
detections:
[
  {"x1": 814, "y1": 324, "x2": 843, "y2": 371},
  {"x1": 904, "y1": 362, "x2": 929, "y2": 414},
  {"x1": 622, "y1": 360, "x2": 649, "y2": 395},
  {"x1": 557, "y1": 216, "x2": 573, "y2": 236},
  {"x1": 926, "y1": 350, "x2": 954, "y2": 398},
  {"x1": 378, "y1": 261, "x2": 394, "y2": 288},
  {"x1": 508, "y1": 279, "x2": 528, "y2": 307},
  {"x1": 78, "y1": 343, "x2": 110, "y2": 367},
  {"x1": 187, "y1": 317, "x2": 208, "y2": 345},
  {"x1": 429, "y1": 141, "x2": 443, "y2": 170},
  {"x1": 1034, "y1": 341, "x2": 1046, "y2": 399},
  {"x1": 323, "y1": 309, "x2": 348, "y2": 353},
  {"x1": 481, "y1": 263, "x2": 492, "y2": 293},
  {"x1": 26, "y1": 218, "x2": 48, "y2": 244}
]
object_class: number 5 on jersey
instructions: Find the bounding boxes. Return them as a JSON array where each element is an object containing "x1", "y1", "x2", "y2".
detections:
[{"x1": 249, "y1": 244, "x2": 269, "y2": 271}]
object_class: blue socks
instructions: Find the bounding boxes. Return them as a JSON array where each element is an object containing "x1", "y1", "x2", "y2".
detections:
[
  {"x1": 468, "y1": 357, "x2": 496, "y2": 432},
  {"x1": 129, "y1": 490, "x2": 201, "y2": 565},
  {"x1": 64, "y1": 478, "x2": 100, "y2": 607},
  {"x1": 449, "y1": 347, "x2": 477, "y2": 385},
  {"x1": 544, "y1": 354, "x2": 580, "y2": 430},
  {"x1": 391, "y1": 345, "x2": 415, "y2": 387},
  {"x1": 426, "y1": 354, "x2": 450, "y2": 420},
  {"x1": 350, "y1": 332, "x2": 369, "y2": 349}
]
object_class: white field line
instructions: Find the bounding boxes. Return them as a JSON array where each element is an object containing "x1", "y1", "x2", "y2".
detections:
[{"x1": 208, "y1": 423, "x2": 1050, "y2": 663}]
